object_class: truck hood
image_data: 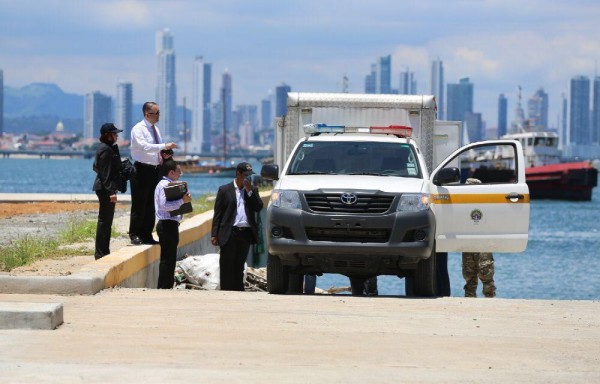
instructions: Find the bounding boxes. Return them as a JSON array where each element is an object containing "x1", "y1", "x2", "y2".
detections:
[{"x1": 275, "y1": 175, "x2": 426, "y2": 193}]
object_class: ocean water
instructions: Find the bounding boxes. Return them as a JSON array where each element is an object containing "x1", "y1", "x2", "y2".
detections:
[{"x1": 1, "y1": 157, "x2": 599, "y2": 300}]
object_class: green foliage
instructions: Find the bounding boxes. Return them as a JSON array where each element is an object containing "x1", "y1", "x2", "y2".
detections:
[{"x1": 0, "y1": 235, "x2": 60, "y2": 271}]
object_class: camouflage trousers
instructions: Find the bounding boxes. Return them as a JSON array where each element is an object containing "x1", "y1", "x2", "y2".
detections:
[{"x1": 462, "y1": 252, "x2": 496, "y2": 298}]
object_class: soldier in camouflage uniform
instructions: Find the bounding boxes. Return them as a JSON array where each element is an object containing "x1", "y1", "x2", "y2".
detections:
[
  {"x1": 462, "y1": 252, "x2": 496, "y2": 297},
  {"x1": 462, "y1": 177, "x2": 496, "y2": 298}
]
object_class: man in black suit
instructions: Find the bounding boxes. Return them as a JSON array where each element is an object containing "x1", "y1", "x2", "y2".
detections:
[{"x1": 211, "y1": 162, "x2": 264, "y2": 291}]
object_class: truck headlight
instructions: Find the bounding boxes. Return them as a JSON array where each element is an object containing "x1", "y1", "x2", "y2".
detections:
[
  {"x1": 398, "y1": 193, "x2": 430, "y2": 211},
  {"x1": 271, "y1": 190, "x2": 302, "y2": 209}
]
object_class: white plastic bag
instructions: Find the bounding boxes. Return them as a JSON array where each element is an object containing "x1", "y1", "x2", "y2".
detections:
[{"x1": 177, "y1": 253, "x2": 221, "y2": 290}]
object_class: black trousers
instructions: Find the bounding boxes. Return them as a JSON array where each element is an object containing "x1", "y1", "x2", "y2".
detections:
[
  {"x1": 219, "y1": 228, "x2": 252, "y2": 291},
  {"x1": 156, "y1": 220, "x2": 179, "y2": 289},
  {"x1": 95, "y1": 190, "x2": 115, "y2": 260},
  {"x1": 129, "y1": 162, "x2": 159, "y2": 241}
]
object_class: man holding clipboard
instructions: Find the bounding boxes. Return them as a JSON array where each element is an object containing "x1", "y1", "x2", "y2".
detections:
[{"x1": 154, "y1": 160, "x2": 192, "y2": 289}]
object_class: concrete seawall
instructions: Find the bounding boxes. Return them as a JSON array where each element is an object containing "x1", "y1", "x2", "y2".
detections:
[{"x1": 0, "y1": 192, "x2": 270, "y2": 295}]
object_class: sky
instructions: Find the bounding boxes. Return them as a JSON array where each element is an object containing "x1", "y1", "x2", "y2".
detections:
[{"x1": 1, "y1": 0, "x2": 600, "y2": 128}]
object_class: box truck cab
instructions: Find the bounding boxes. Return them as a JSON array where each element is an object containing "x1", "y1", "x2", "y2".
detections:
[{"x1": 261, "y1": 93, "x2": 530, "y2": 297}]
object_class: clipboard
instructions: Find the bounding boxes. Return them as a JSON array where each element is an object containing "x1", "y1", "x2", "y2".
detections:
[{"x1": 164, "y1": 181, "x2": 193, "y2": 216}]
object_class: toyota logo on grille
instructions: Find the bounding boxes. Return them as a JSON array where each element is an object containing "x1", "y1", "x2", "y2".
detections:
[{"x1": 340, "y1": 193, "x2": 358, "y2": 205}]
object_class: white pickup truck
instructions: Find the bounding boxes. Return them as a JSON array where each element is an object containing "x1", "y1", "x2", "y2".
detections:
[{"x1": 261, "y1": 92, "x2": 530, "y2": 297}]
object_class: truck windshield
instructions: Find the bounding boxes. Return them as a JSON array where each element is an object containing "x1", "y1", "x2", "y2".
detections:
[{"x1": 287, "y1": 141, "x2": 420, "y2": 177}]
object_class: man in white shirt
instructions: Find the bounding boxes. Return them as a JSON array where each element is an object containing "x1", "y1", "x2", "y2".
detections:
[{"x1": 129, "y1": 101, "x2": 178, "y2": 245}]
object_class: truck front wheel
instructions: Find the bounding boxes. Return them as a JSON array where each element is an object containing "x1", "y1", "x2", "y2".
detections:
[
  {"x1": 411, "y1": 250, "x2": 437, "y2": 297},
  {"x1": 267, "y1": 253, "x2": 288, "y2": 294}
]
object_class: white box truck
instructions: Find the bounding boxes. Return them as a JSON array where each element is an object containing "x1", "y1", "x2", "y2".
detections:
[{"x1": 261, "y1": 92, "x2": 530, "y2": 296}]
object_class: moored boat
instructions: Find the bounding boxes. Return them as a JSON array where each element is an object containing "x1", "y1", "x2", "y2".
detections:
[{"x1": 503, "y1": 131, "x2": 598, "y2": 201}]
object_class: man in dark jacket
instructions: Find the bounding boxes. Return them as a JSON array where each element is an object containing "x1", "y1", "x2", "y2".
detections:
[
  {"x1": 92, "y1": 123, "x2": 123, "y2": 259},
  {"x1": 211, "y1": 162, "x2": 264, "y2": 291}
]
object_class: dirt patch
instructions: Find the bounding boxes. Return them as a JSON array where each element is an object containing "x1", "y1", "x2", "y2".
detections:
[{"x1": 0, "y1": 202, "x2": 100, "y2": 218}]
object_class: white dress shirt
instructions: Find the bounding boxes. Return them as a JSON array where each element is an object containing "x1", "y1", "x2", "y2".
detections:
[
  {"x1": 233, "y1": 180, "x2": 253, "y2": 228},
  {"x1": 130, "y1": 118, "x2": 165, "y2": 165},
  {"x1": 154, "y1": 177, "x2": 185, "y2": 222}
]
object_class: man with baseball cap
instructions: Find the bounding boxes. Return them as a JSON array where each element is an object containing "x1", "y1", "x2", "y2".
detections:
[{"x1": 211, "y1": 162, "x2": 264, "y2": 290}]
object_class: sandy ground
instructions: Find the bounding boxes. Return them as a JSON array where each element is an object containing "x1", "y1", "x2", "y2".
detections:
[
  {"x1": 1, "y1": 290, "x2": 599, "y2": 383},
  {"x1": 0, "y1": 202, "x2": 131, "y2": 276}
]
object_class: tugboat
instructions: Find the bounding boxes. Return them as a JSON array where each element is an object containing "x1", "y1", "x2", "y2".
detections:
[{"x1": 502, "y1": 131, "x2": 598, "y2": 201}]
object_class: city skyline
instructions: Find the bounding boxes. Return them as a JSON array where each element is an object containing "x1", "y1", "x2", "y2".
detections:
[{"x1": 1, "y1": 1, "x2": 600, "y2": 129}]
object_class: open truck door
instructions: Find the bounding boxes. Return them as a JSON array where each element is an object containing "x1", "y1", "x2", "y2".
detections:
[{"x1": 430, "y1": 140, "x2": 530, "y2": 253}]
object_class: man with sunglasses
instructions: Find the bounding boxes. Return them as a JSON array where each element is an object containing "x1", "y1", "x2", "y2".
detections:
[{"x1": 129, "y1": 101, "x2": 178, "y2": 245}]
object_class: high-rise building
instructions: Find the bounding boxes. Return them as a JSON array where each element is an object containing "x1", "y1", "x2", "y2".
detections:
[
  {"x1": 220, "y1": 70, "x2": 232, "y2": 133},
  {"x1": 446, "y1": 77, "x2": 473, "y2": 122},
  {"x1": 364, "y1": 64, "x2": 377, "y2": 94},
  {"x1": 399, "y1": 68, "x2": 417, "y2": 95},
  {"x1": 261, "y1": 97, "x2": 271, "y2": 130},
  {"x1": 431, "y1": 59, "x2": 444, "y2": 119},
  {"x1": 464, "y1": 111, "x2": 483, "y2": 143},
  {"x1": 0, "y1": 69, "x2": 3, "y2": 136},
  {"x1": 364, "y1": 55, "x2": 392, "y2": 94},
  {"x1": 116, "y1": 82, "x2": 133, "y2": 139},
  {"x1": 192, "y1": 56, "x2": 212, "y2": 153},
  {"x1": 275, "y1": 83, "x2": 291, "y2": 117},
  {"x1": 561, "y1": 93, "x2": 568, "y2": 149},
  {"x1": 569, "y1": 75, "x2": 590, "y2": 145},
  {"x1": 592, "y1": 76, "x2": 600, "y2": 144},
  {"x1": 498, "y1": 93, "x2": 507, "y2": 138},
  {"x1": 378, "y1": 55, "x2": 392, "y2": 94},
  {"x1": 236, "y1": 104, "x2": 258, "y2": 147},
  {"x1": 155, "y1": 28, "x2": 177, "y2": 140},
  {"x1": 527, "y1": 87, "x2": 549, "y2": 130},
  {"x1": 84, "y1": 91, "x2": 112, "y2": 139}
]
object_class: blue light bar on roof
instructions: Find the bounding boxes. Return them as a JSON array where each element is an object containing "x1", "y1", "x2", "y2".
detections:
[{"x1": 303, "y1": 123, "x2": 346, "y2": 134}]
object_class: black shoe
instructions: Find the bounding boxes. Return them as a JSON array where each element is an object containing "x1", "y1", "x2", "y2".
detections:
[
  {"x1": 143, "y1": 238, "x2": 159, "y2": 245},
  {"x1": 130, "y1": 236, "x2": 143, "y2": 245}
]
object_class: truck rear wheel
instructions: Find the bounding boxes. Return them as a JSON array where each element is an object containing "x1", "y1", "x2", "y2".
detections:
[
  {"x1": 267, "y1": 253, "x2": 288, "y2": 294},
  {"x1": 412, "y1": 250, "x2": 437, "y2": 297}
]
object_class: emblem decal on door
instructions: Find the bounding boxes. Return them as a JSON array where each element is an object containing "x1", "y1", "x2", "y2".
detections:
[{"x1": 470, "y1": 209, "x2": 483, "y2": 222}]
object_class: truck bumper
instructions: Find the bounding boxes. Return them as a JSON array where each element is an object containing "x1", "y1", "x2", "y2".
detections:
[{"x1": 266, "y1": 206, "x2": 435, "y2": 276}]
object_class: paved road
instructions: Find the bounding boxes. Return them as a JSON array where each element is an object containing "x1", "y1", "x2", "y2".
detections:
[{"x1": 1, "y1": 289, "x2": 599, "y2": 383}]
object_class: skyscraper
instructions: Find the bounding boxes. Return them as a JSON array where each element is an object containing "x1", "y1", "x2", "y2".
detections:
[
  {"x1": 527, "y1": 87, "x2": 549, "y2": 130},
  {"x1": 364, "y1": 64, "x2": 376, "y2": 94},
  {"x1": 446, "y1": 77, "x2": 473, "y2": 122},
  {"x1": 378, "y1": 55, "x2": 392, "y2": 94},
  {"x1": 569, "y1": 75, "x2": 590, "y2": 145},
  {"x1": 261, "y1": 97, "x2": 271, "y2": 130},
  {"x1": 84, "y1": 91, "x2": 112, "y2": 139},
  {"x1": 399, "y1": 68, "x2": 417, "y2": 95},
  {"x1": 593, "y1": 76, "x2": 600, "y2": 144},
  {"x1": 236, "y1": 104, "x2": 258, "y2": 147},
  {"x1": 155, "y1": 28, "x2": 177, "y2": 140},
  {"x1": 116, "y1": 81, "x2": 133, "y2": 138},
  {"x1": 221, "y1": 70, "x2": 232, "y2": 133},
  {"x1": 431, "y1": 59, "x2": 444, "y2": 119},
  {"x1": 561, "y1": 93, "x2": 568, "y2": 149},
  {"x1": 0, "y1": 69, "x2": 3, "y2": 136},
  {"x1": 498, "y1": 93, "x2": 507, "y2": 138},
  {"x1": 192, "y1": 56, "x2": 212, "y2": 153},
  {"x1": 275, "y1": 83, "x2": 291, "y2": 117},
  {"x1": 364, "y1": 55, "x2": 392, "y2": 94}
]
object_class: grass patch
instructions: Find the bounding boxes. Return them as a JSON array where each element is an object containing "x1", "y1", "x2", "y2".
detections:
[{"x1": 0, "y1": 235, "x2": 61, "y2": 271}]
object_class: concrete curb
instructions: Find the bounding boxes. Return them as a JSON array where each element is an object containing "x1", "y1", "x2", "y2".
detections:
[{"x1": 0, "y1": 302, "x2": 63, "y2": 330}]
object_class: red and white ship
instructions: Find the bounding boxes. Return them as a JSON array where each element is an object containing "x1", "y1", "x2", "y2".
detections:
[{"x1": 504, "y1": 131, "x2": 598, "y2": 201}]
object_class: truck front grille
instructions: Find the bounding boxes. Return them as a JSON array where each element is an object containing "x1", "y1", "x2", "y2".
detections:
[
  {"x1": 304, "y1": 193, "x2": 394, "y2": 214},
  {"x1": 305, "y1": 227, "x2": 390, "y2": 243}
]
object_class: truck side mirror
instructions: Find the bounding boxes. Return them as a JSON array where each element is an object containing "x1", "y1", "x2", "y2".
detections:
[
  {"x1": 261, "y1": 164, "x2": 280, "y2": 181},
  {"x1": 433, "y1": 167, "x2": 460, "y2": 186}
]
